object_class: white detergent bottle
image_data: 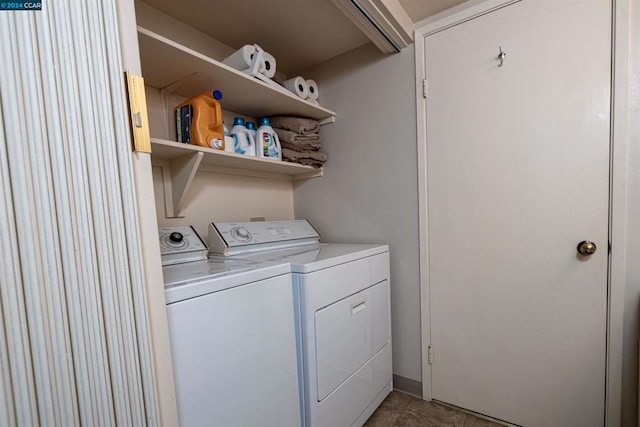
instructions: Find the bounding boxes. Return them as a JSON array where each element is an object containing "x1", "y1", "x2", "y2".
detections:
[
  {"x1": 256, "y1": 117, "x2": 282, "y2": 160},
  {"x1": 230, "y1": 117, "x2": 256, "y2": 156},
  {"x1": 246, "y1": 121, "x2": 257, "y2": 141}
]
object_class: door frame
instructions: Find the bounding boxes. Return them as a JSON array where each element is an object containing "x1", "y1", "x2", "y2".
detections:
[
  {"x1": 414, "y1": 0, "x2": 630, "y2": 425},
  {"x1": 114, "y1": 0, "x2": 179, "y2": 425}
]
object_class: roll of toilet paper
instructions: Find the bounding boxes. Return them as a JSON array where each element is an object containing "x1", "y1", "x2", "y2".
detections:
[
  {"x1": 262, "y1": 52, "x2": 277, "y2": 78},
  {"x1": 283, "y1": 76, "x2": 308, "y2": 99},
  {"x1": 308, "y1": 99, "x2": 319, "y2": 106},
  {"x1": 306, "y1": 79, "x2": 319, "y2": 100},
  {"x1": 223, "y1": 45, "x2": 266, "y2": 73}
]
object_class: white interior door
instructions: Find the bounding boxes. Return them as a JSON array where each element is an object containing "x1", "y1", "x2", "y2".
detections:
[{"x1": 425, "y1": 1, "x2": 610, "y2": 426}]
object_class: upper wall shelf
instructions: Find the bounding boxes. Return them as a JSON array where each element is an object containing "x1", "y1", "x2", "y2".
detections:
[{"x1": 137, "y1": 26, "x2": 336, "y2": 124}]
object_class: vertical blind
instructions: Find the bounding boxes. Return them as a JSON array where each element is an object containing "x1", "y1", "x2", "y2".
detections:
[{"x1": 0, "y1": 1, "x2": 159, "y2": 425}]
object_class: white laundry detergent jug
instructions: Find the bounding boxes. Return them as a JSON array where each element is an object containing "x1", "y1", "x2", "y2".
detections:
[
  {"x1": 256, "y1": 117, "x2": 281, "y2": 160},
  {"x1": 246, "y1": 121, "x2": 257, "y2": 141},
  {"x1": 230, "y1": 117, "x2": 256, "y2": 156}
]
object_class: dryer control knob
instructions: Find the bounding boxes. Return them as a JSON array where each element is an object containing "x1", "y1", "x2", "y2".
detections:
[
  {"x1": 169, "y1": 232, "x2": 184, "y2": 243},
  {"x1": 231, "y1": 227, "x2": 252, "y2": 242}
]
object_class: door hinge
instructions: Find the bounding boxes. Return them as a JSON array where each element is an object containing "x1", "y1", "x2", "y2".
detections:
[
  {"x1": 427, "y1": 346, "x2": 433, "y2": 364},
  {"x1": 422, "y1": 79, "x2": 428, "y2": 98},
  {"x1": 124, "y1": 71, "x2": 151, "y2": 153}
]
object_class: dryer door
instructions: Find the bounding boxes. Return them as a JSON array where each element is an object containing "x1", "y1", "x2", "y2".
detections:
[{"x1": 315, "y1": 280, "x2": 390, "y2": 401}]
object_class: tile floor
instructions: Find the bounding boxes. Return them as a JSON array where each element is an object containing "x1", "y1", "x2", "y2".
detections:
[{"x1": 364, "y1": 391, "x2": 504, "y2": 427}]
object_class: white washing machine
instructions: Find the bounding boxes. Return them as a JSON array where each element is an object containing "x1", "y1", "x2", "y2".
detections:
[
  {"x1": 159, "y1": 226, "x2": 301, "y2": 427},
  {"x1": 209, "y1": 220, "x2": 393, "y2": 427}
]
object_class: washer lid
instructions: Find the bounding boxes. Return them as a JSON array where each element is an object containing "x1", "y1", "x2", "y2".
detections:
[{"x1": 163, "y1": 258, "x2": 290, "y2": 304}]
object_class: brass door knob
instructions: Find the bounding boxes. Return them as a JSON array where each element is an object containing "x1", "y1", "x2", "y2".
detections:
[{"x1": 577, "y1": 240, "x2": 596, "y2": 256}]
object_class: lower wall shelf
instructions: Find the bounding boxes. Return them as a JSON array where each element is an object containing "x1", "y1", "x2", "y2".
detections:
[{"x1": 150, "y1": 138, "x2": 323, "y2": 217}]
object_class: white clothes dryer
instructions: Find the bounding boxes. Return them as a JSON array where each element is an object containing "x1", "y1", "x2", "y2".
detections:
[
  {"x1": 159, "y1": 226, "x2": 301, "y2": 427},
  {"x1": 209, "y1": 221, "x2": 393, "y2": 427}
]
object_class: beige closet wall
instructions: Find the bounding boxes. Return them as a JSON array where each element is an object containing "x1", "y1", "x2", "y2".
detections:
[{"x1": 151, "y1": 164, "x2": 295, "y2": 240}]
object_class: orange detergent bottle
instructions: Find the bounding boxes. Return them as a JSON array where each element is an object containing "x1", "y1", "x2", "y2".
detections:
[{"x1": 174, "y1": 90, "x2": 225, "y2": 150}]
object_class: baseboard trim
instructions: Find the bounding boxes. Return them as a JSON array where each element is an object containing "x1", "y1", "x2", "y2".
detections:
[{"x1": 393, "y1": 374, "x2": 422, "y2": 399}]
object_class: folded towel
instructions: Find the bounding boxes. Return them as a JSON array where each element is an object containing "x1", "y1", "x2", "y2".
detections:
[
  {"x1": 275, "y1": 129, "x2": 321, "y2": 153},
  {"x1": 274, "y1": 128, "x2": 319, "y2": 144},
  {"x1": 281, "y1": 141, "x2": 320, "y2": 152},
  {"x1": 283, "y1": 148, "x2": 327, "y2": 163},
  {"x1": 270, "y1": 116, "x2": 320, "y2": 135}
]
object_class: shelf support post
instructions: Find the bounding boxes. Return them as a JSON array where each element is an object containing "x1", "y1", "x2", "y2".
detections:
[{"x1": 161, "y1": 151, "x2": 203, "y2": 218}]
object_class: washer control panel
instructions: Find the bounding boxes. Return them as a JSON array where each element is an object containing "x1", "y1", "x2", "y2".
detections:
[
  {"x1": 209, "y1": 220, "x2": 320, "y2": 255},
  {"x1": 159, "y1": 226, "x2": 208, "y2": 266}
]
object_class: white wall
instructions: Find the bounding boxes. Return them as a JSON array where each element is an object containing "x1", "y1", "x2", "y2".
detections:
[
  {"x1": 621, "y1": 2, "x2": 640, "y2": 425},
  {"x1": 296, "y1": 44, "x2": 422, "y2": 385}
]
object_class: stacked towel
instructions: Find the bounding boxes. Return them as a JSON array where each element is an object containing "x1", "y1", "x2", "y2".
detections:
[
  {"x1": 282, "y1": 149, "x2": 327, "y2": 169},
  {"x1": 275, "y1": 129, "x2": 321, "y2": 151},
  {"x1": 270, "y1": 116, "x2": 320, "y2": 135},
  {"x1": 270, "y1": 116, "x2": 326, "y2": 168}
]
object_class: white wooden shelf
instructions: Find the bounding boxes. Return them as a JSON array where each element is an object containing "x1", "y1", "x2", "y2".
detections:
[
  {"x1": 137, "y1": 26, "x2": 336, "y2": 124},
  {"x1": 151, "y1": 138, "x2": 323, "y2": 217}
]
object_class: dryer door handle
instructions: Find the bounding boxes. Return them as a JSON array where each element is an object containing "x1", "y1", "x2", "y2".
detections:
[{"x1": 350, "y1": 299, "x2": 366, "y2": 316}]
